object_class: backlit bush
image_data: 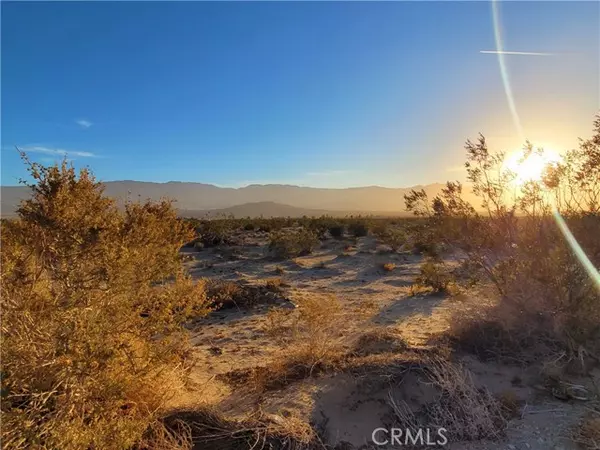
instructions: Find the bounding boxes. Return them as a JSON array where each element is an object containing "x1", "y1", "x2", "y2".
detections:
[{"x1": 406, "y1": 115, "x2": 600, "y2": 366}]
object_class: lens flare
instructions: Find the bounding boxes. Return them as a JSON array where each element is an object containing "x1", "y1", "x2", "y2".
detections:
[
  {"x1": 491, "y1": 0, "x2": 524, "y2": 141},
  {"x1": 490, "y1": 0, "x2": 600, "y2": 290}
]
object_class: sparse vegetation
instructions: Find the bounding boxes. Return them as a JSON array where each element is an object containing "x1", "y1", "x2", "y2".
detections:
[
  {"x1": 268, "y1": 228, "x2": 319, "y2": 258},
  {"x1": 405, "y1": 116, "x2": 600, "y2": 369},
  {"x1": 4, "y1": 116, "x2": 599, "y2": 450}
]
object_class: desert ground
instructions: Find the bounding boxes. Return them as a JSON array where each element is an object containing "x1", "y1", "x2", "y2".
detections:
[{"x1": 171, "y1": 225, "x2": 599, "y2": 450}]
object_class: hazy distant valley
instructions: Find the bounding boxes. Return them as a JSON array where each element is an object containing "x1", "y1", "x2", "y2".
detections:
[{"x1": 1, "y1": 180, "x2": 476, "y2": 218}]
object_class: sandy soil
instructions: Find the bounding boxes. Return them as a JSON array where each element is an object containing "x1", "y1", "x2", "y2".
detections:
[{"x1": 175, "y1": 230, "x2": 598, "y2": 450}]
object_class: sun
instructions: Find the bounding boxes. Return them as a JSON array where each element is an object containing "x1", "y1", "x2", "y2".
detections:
[{"x1": 504, "y1": 146, "x2": 562, "y2": 184}]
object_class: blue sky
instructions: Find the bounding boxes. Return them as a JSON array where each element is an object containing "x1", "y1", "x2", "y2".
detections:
[{"x1": 1, "y1": 1, "x2": 598, "y2": 188}]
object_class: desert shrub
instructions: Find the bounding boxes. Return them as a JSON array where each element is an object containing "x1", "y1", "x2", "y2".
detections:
[
  {"x1": 243, "y1": 222, "x2": 255, "y2": 231},
  {"x1": 195, "y1": 219, "x2": 235, "y2": 247},
  {"x1": 348, "y1": 220, "x2": 369, "y2": 237},
  {"x1": 404, "y1": 115, "x2": 600, "y2": 365},
  {"x1": 268, "y1": 229, "x2": 319, "y2": 259},
  {"x1": 328, "y1": 224, "x2": 345, "y2": 239},
  {"x1": 389, "y1": 358, "x2": 506, "y2": 442},
  {"x1": 376, "y1": 226, "x2": 407, "y2": 251},
  {"x1": 1, "y1": 156, "x2": 211, "y2": 450},
  {"x1": 415, "y1": 260, "x2": 453, "y2": 293}
]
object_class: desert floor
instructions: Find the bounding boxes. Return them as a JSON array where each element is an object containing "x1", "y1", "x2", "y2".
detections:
[{"x1": 176, "y1": 230, "x2": 598, "y2": 450}]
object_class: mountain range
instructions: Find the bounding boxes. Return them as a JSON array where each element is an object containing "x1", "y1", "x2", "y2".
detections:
[{"x1": 1, "y1": 181, "x2": 474, "y2": 218}]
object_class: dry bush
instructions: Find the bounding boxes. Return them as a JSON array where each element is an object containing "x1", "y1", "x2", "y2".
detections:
[
  {"x1": 414, "y1": 260, "x2": 454, "y2": 293},
  {"x1": 149, "y1": 406, "x2": 320, "y2": 450},
  {"x1": 268, "y1": 229, "x2": 319, "y2": 259},
  {"x1": 445, "y1": 299, "x2": 561, "y2": 365},
  {"x1": 376, "y1": 226, "x2": 407, "y2": 251},
  {"x1": 205, "y1": 279, "x2": 283, "y2": 310},
  {"x1": 351, "y1": 328, "x2": 408, "y2": 357},
  {"x1": 223, "y1": 294, "x2": 347, "y2": 392},
  {"x1": 390, "y1": 358, "x2": 506, "y2": 442},
  {"x1": 405, "y1": 115, "x2": 600, "y2": 367},
  {"x1": 1, "y1": 156, "x2": 212, "y2": 449},
  {"x1": 573, "y1": 414, "x2": 600, "y2": 450}
]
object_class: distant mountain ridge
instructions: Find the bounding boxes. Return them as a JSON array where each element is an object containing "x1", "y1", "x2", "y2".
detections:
[{"x1": 1, "y1": 181, "x2": 474, "y2": 218}]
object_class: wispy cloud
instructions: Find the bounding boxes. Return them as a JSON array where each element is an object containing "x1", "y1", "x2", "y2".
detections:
[
  {"x1": 75, "y1": 119, "x2": 92, "y2": 129},
  {"x1": 480, "y1": 50, "x2": 554, "y2": 56},
  {"x1": 19, "y1": 145, "x2": 98, "y2": 158}
]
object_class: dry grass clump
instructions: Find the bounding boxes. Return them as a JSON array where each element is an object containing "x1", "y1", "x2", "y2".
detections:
[
  {"x1": 381, "y1": 262, "x2": 396, "y2": 272},
  {"x1": 205, "y1": 279, "x2": 284, "y2": 310},
  {"x1": 223, "y1": 294, "x2": 347, "y2": 392},
  {"x1": 268, "y1": 229, "x2": 319, "y2": 259},
  {"x1": 351, "y1": 328, "x2": 409, "y2": 357},
  {"x1": 414, "y1": 260, "x2": 454, "y2": 293},
  {"x1": 390, "y1": 358, "x2": 507, "y2": 442},
  {"x1": 445, "y1": 300, "x2": 562, "y2": 365},
  {"x1": 1, "y1": 156, "x2": 212, "y2": 449},
  {"x1": 573, "y1": 414, "x2": 600, "y2": 450},
  {"x1": 146, "y1": 406, "x2": 321, "y2": 450}
]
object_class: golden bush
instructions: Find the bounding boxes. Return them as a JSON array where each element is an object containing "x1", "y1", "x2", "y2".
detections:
[{"x1": 1, "y1": 156, "x2": 211, "y2": 449}]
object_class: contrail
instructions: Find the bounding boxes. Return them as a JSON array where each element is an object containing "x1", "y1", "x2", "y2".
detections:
[{"x1": 480, "y1": 50, "x2": 554, "y2": 56}]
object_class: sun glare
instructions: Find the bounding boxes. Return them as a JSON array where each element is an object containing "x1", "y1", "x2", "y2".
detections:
[{"x1": 504, "y1": 146, "x2": 562, "y2": 184}]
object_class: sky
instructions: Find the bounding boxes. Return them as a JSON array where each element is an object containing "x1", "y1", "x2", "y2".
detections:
[{"x1": 1, "y1": 1, "x2": 598, "y2": 188}]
